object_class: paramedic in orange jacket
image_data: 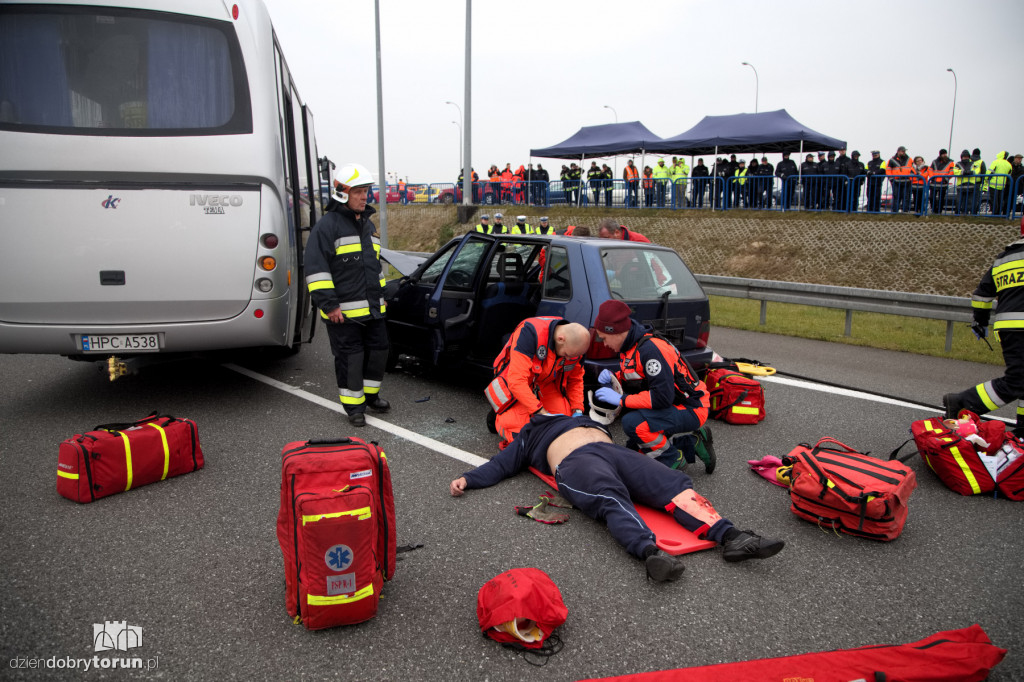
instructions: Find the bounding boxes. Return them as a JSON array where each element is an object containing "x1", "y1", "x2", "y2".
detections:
[
  {"x1": 486, "y1": 317, "x2": 592, "y2": 448},
  {"x1": 593, "y1": 300, "x2": 716, "y2": 472}
]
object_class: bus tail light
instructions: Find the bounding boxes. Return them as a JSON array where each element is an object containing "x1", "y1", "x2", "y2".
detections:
[
  {"x1": 261, "y1": 234, "x2": 279, "y2": 249},
  {"x1": 255, "y1": 278, "x2": 273, "y2": 293},
  {"x1": 258, "y1": 256, "x2": 276, "y2": 271}
]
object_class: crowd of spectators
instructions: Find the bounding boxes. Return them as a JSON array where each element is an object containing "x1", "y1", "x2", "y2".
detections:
[{"x1": 447, "y1": 148, "x2": 1023, "y2": 217}]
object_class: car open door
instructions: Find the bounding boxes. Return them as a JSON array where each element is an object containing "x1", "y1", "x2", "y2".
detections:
[{"x1": 424, "y1": 236, "x2": 491, "y2": 365}]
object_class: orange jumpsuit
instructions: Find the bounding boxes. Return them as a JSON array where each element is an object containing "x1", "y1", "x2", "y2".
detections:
[{"x1": 486, "y1": 317, "x2": 585, "y2": 446}]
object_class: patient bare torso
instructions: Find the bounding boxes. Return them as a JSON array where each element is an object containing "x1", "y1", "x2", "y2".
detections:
[{"x1": 546, "y1": 426, "x2": 613, "y2": 472}]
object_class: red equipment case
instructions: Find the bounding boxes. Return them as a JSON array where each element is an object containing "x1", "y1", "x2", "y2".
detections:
[{"x1": 787, "y1": 437, "x2": 916, "y2": 541}]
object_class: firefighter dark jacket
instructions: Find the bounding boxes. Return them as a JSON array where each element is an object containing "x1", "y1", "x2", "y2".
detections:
[
  {"x1": 972, "y1": 239, "x2": 1024, "y2": 331},
  {"x1": 303, "y1": 202, "x2": 385, "y2": 322}
]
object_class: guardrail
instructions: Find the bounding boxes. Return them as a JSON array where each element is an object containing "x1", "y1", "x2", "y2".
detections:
[{"x1": 695, "y1": 274, "x2": 973, "y2": 351}]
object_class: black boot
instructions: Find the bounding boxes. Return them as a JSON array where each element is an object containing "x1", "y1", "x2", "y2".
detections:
[
  {"x1": 348, "y1": 412, "x2": 366, "y2": 427},
  {"x1": 367, "y1": 396, "x2": 390, "y2": 412},
  {"x1": 942, "y1": 393, "x2": 965, "y2": 419}
]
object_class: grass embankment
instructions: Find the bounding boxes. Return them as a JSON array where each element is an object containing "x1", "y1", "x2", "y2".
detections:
[{"x1": 380, "y1": 204, "x2": 1008, "y2": 366}]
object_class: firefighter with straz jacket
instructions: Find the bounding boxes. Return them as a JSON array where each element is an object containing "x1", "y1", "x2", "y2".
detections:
[
  {"x1": 945, "y1": 222, "x2": 1024, "y2": 436},
  {"x1": 304, "y1": 163, "x2": 390, "y2": 427}
]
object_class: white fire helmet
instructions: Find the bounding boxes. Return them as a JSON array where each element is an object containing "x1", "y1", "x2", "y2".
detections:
[{"x1": 333, "y1": 163, "x2": 375, "y2": 203}]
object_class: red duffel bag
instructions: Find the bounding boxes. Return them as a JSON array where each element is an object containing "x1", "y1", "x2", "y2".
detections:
[{"x1": 57, "y1": 412, "x2": 203, "y2": 503}]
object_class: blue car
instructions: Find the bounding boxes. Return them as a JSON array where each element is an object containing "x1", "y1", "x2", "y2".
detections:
[{"x1": 383, "y1": 232, "x2": 714, "y2": 381}]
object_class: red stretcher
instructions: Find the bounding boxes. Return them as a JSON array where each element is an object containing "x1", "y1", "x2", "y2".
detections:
[{"x1": 529, "y1": 467, "x2": 716, "y2": 556}]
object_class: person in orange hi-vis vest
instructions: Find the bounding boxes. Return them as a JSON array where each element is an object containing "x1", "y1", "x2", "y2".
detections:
[{"x1": 485, "y1": 317, "x2": 591, "y2": 448}]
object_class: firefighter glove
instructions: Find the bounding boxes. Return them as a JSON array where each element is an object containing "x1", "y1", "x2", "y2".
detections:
[
  {"x1": 971, "y1": 321, "x2": 988, "y2": 340},
  {"x1": 596, "y1": 387, "x2": 623, "y2": 405}
]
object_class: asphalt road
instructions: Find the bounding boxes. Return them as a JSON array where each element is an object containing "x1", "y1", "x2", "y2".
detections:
[{"x1": 1, "y1": 327, "x2": 1021, "y2": 681}]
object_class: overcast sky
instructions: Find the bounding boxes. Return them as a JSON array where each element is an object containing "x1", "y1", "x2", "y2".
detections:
[{"x1": 262, "y1": 0, "x2": 1023, "y2": 184}]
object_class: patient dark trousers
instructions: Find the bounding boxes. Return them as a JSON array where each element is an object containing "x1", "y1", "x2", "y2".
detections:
[{"x1": 554, "y1": 441, "x2": 733, "y2": 559}]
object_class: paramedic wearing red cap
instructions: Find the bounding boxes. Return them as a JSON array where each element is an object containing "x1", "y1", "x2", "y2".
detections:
[
  {"x1": 592, "y1": 300, "x2": 715, "y2": 472},
  {"x1": 944, "y1": 226, "x2": 1024, "y2": 436},
  {"x1": 450, "y1": 413, "x2": 785, "y2": 581},
  {"x1": 486, "y1": 317, "x2": 592, "y2": 448}
]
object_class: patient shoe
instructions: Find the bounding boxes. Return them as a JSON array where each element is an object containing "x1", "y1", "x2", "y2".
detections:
[
  {"x1": 722, "y1": 530, "x2": 785, "y2": 563},
  {"x1": 644, "y1": 549, "x2": 685, "y2": 582}
]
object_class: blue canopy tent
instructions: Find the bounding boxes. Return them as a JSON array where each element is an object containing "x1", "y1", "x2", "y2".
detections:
[
  {"x1": 647, "y1": 109, "x2": 846, "y2": 210},
  {"x1": 530, "y1": 121, "x2": 664, "y2": 206},
  {"x1": 646, "y1": 109, "x2": 846, "y2": 156},
  {"x1": 530, "y1": 120, "x2": 663, "y2": 159}
]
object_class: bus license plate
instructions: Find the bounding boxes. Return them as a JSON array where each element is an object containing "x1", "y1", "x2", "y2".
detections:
[{"x1": 80, "y1": 334, "x2": 161, "y2": 353}]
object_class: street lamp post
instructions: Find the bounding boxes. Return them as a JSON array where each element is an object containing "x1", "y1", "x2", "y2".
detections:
[
  {"x1": 603, "y1": 105, "x2": 618, "y2": 123},
  {"x1": 452, "y1": 120, "x2": 463, "y2": 169},
  {"x1": 445, "y1": 100, "x2": 464, "y2": 198},
  {"x1": 946, "y1": 68, "x2": 957, "y2": 155},
  {"x1": 741, "y1": 61, "x2": 759, "y2": 113}
]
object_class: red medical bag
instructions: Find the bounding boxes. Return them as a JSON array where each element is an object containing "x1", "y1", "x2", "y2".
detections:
[
  {"x1": 909, "y1": 412, "x2": 1024, "y2": 500},
  {"x1": 277, "y1": 437, "x2": 396, "y2": 629},
  {"x1": 706, "y1": 367, "x2": 765, "y2": 424},
  {"x1": 57, "y1": 412, "x2": 203, "y2": 503}
]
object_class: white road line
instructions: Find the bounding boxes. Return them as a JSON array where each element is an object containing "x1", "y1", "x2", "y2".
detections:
[
  {"x1": 223, "y1": 363, "x2": 489, "y2": 468},
  {"x1": 760, "y1": 374, "x2": 1013, "y2": 423}
]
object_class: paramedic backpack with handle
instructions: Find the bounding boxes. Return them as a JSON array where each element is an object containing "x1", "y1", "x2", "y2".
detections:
[
  {"x1": 276, "y1": 437, "x2": 396, "y2": 630},
  {"x1": 907, "y1": 411, "x2": 1024, "y2": 500},
  {"x1": 477, "y1": 568, "x2": 567, "y2": 651},
  {"x1": 706, "y1": 367, "x2": 765, "y2": 425},
  {"x1": 787, "y1": 437, "x2": 917, "y2": 541}
]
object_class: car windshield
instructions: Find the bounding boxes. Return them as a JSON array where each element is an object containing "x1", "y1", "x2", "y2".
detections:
[{"x1": 600, "y1": 247, "x2": 704, "y2": 300}]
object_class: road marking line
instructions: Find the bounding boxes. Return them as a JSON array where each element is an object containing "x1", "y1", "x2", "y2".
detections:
[
  {"x1": 223, "y1": 364, "x2": 489, "y2": 468},
  {"x1": 760, "y1": 374, "x2": 1013, "y2": 423}
]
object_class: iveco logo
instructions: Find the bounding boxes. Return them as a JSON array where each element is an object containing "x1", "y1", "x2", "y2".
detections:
[{"x1": 189, "y1": 194, "x2": 243, "y2": 207}]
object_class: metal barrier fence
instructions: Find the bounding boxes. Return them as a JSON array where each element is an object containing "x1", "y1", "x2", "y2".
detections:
[
  {"x1": 696, "y1": 274, "x2": 974, "y2": 351},
  {"x1": 388, "y1": 174, "x2": 1024, "y2": 219}
]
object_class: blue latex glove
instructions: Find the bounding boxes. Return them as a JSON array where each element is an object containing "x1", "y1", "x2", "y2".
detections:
[
  {"x1": 598, "y1": 369, "x2": 614, "y2": 385},
  {"x1": 572, "y1": 409, "x2": 583, "y2": 417},
  {"x1": 596, "y1": 387, "x2": 623, "y2": 405}
]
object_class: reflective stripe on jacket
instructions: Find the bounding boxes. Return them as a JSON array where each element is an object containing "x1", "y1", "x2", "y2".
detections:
[{"x1": 616, "y1": 323, "x2": 709, "y2": 418}]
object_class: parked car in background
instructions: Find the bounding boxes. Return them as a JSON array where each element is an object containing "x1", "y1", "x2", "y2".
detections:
[
  {"x1": 370, "y1": 185, "x2": 415, "y2": 204},
  {"x1": 383, "y1": 232, "x2": 713, "y2": 382},
  {"x1": 412, "y1": 186, "x2": 438, "y2": 203},
  {"x1": 436, "y1": 183, "x2": 495, "y2": 205}
]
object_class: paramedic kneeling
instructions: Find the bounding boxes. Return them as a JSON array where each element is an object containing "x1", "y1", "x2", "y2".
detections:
[
  {"x1": 486, "y1": 317, "x2": 591, "y2": 448},
  {"x1": 944, "y1": 223, "x2": 1024, "y2": 435},
  {"x1": 592, "y1": 299, "x2": 715, "y2": 472},
  {"x1": 450, "y1": 414, "x2": 784, "y2": 581}
]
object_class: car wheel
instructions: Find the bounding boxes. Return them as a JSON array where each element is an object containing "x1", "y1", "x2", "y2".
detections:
[
  {"x1": 440, "y1": 194, "x2": 454, "y2": 204},
  {"x1": 484, "y1": 194, "x2": 495, "y2": 205}
]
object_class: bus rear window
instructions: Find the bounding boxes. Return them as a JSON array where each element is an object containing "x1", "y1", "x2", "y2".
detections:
[{"x1": 0, "y1": 6, "x2": 252, "y2": 135}]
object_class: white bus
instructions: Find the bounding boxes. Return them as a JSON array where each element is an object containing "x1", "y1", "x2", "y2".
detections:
[{"x1": 0, "y1": 0, "x2": 326, "y2": 370}]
